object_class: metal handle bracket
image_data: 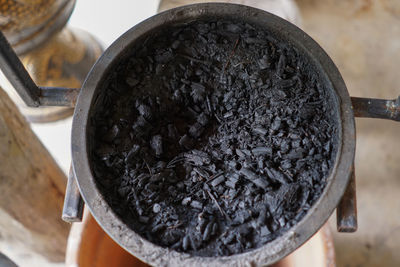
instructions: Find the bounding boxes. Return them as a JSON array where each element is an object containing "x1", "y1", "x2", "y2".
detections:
[
  {"x1": 336, "y1": 164, "x2": 358, "y2": 232},
  {"x1": 62, "y1": 167, "x2": 84, "y2": 223},
  {"x1": 0, "y1": 30, "x2": 78, "y2": 107},
  {"x1": 351, "y1": 96, "x2": 400, "y2": 121}
]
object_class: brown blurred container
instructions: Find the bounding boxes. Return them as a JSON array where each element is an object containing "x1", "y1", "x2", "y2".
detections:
[{"x1": 66, "y1": 212, "x2": 335, "y2": 267}]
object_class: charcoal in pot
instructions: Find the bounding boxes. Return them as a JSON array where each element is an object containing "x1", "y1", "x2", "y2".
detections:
[
  {"x1": 210, "y1": 175, "x2": 225, "y2": 187},
  {"x1": 271, "y1": 117, "x2": 282, "y2": 131},
  {"x1": 179, "y1": 135, "x2": 194, "y2": 150},
  {"x1": 222, "y1": 232, "x2": 236, "y2": 245},
  {"x1": 91, "y1": 18, "x2": 338, "y2": 257},
  {"x1": 136, "y1": 102, "x2": 152, "y2": 119},
  {"x1": 191, "y1": 82, "x2": 206, "y2": 102},
  {"x1": 168, "y1": 124, "x2": 179, "y2": 139},
  {"x1": 182, "y1": 197, "x2": 191, "y2": 205},
  {"x1": 172, "y1": 40, "x2": 180, "y2": 49},
  {"x1": 197, "y1": 113, "x2": 209, "y2": 126},
  {"x1": 242, "y1": 149, "x2": 251, "y2": 156},
  {"x1": 191, "y1": 201, "x2": 203, "y2": 210},
  {"x1": 182, "y1": 235, "x2": 190, "y2": 251},
  {"x1": 95, "y1": 145, "x2": 114, "y2": 160},
  {"x1": 164, "y1": 230, "x2": 182, "y2": 245},
  {"x1": 281, "y1": 159, "x2": 292, "y2": 170},
  {"x1": 226, "y1": 23, "x2": 242, "y2": 33},
  {"x1": 253, "y1": 127, "x2": 268, "y2": 136},
  {"x1": 252, "y1": 178, "x2": 269, "y2": 190},
  {"x1": 103, "y1": 125, "x2": 119, "y2": 142},
  {"x1": 152, "y1": 161, "x2": 166, "y2": 173},
  {"x1": 153, "y1": 203, "x2": 161, "y2": 213},
  {"x1": 225, "y1": 174, "x2": 239, "y2": 189},
  {"x1": 232, "y1": 210, "x2": 251, "y2": 225},
  {"x1": 265, "y1": 167, "x2": 289, "y2": 184},
  {"x1": 125, "y1": 144, "x2": 140, "y2": 164},
  {"x1": 203, "y1": 221, "x2": 213, "y2": 241},
  {"x1": 257, "y1": 158, "x2": 264, "y2": 169},
  {"x1": 194, "y1": 167, "x2": 209, "y2": 179},
  {"x1": 139, "y1": 216, "x2": 150, "y2": 224},
  {"x1": 324, "y1": 141, "x2": 331, "y2": 152},
  {"x1": 223, "y1": 111, "x2": 234, "y2": 119},
  {"x1": 211, "y1": 222, "x2": 218, "y2": 236},
  {"x1": 184, "y1": 150, "x2": 211, "y2": 166},
  {"x1": 257, "y1": 204, "x2": 269, "y2": 225},
  {"x1": 258, "y1": 55, "x2": 270, "y2": 70},
  {"x1": 276, "y1": 54, "x2": 286, "y2": 77},
  {"x1": 126, "y1": 77, "x2": 139, "y2": 87},
  {"x1": 278, "y1": 217, "x2": 286, "y2": 227},
  {"x1": 189, "y1": 234, "x2": 198, "y2": 251},
  {"x1": 292, "y1": 139, "x2": 301, "y2": 149},
  {"x1": 189, "y1": 122, "x2": 204, "y2": 138},
  {"x1": 252, "y1": 147, "x2": 272, "y2": 156},
  {"x1": 239, "y1": 168, "x2": 269, "y2": 190},
  {"x1": 155, "y1": 50, "x2": 173, "y2": 63},
  {"x1": 228, "y1": 188, "x2": 238, "y2": 199},
  {"x1": 277, "y1": 78, "x2": 296, "y2": 89},
  {"x1": 117, "y1": 186, "x2": 130, "y2": 198},
  {"x1": 132, "y1": 115, "x2": 151, "y2": 130},
  {"x1": 235, "y1": 149, "x2": 245, "y2": 158},
  {"x1": 286, "y1": 148, "x2": 305, "y2": 160}
]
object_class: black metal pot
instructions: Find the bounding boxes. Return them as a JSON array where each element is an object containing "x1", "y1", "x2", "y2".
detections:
[{"x1": 0, "y1": 3, "x2": 398, "y2": 266}]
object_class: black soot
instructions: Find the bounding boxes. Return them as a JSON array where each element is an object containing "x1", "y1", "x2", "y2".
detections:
[{"x1": 89, "y1": 19, "x2": 339, "y2": 257}]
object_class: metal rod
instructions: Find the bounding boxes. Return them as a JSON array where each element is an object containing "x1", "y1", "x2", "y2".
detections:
[
  {"x1": 351, "y1": 96, "x2": 400, "y2": 121},
  {"x1": 337, "y1": 165, "x2": 358, "y2": 232},
  {"x1": 0, "y1": 30, "x2": 79, "y2": 107},
  {"x1": 0, "y1": 30, "x2": 40, "y2": 107},
  {"x1": 62, "y1": 167, "x2": 84, "y2": 223},
  {"x1": 39, "y1": 86, "x2": 80, "y2": 107}
]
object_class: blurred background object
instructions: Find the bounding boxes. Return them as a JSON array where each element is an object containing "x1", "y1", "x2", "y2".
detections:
[
  {"x1": 0, "y1": 86, "x2": 69, "y2": 265},
  {"x1": 295, "y1": 0, "x2": 400, "y2": 266},
  {"x1": 158, "y1": 0, "x2": 301, "y2": 25},
  {"x1": 0, "y1": 0, "x2": 102, "y2": 124},
  {"x1": 0, "y1": 252, "x2": 17, "y2": 267}
]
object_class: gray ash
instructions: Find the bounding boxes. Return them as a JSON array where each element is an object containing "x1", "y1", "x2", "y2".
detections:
[{"x1": 89, "y1": 19, "x2": 339, "y2": 257}]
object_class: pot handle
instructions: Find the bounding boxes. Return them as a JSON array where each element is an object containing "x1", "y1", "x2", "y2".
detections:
[
  {"x1": 62, "y1": 166, "x2": 84, "y2": 223},
  {"x1": 336, "y1": 165, "x2": 357, "y2": 232},
  {"x1": 0, "y1": 31, "x2": 79, "y2": 107},
  {"x1": 351, "y1": 96, "x2": 400, "y2": 121},
  {"x1": 337, "y1": 96, "x2": 399, "y2": 233}
]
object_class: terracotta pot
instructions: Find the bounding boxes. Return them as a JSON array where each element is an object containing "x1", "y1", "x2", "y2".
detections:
[{"x1": 66, "y1": 212, "x2": 335, "y2": 267}]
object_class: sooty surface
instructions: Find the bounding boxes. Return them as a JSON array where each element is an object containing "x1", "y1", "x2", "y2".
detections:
[{"x1": 89, "y1": 19, "x2": 339, "y2": 257}]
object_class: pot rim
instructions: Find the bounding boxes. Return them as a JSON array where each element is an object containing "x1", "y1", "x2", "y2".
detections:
[{"x1": 71, "y1": 3, "x2": 355, "y2": 266}]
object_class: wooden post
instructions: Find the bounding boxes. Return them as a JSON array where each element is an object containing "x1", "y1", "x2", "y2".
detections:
[{"x1": 0, "y1": 87, "x2": 69, "y2": 262}]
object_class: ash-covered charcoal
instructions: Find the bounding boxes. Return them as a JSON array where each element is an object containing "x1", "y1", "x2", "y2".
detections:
[
  {"x1": 150, "y1": 135, "x2": 163, "y2": 156},
  {"x1": 90, "y1": 19, "x2": 339, "y2": 257}
]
